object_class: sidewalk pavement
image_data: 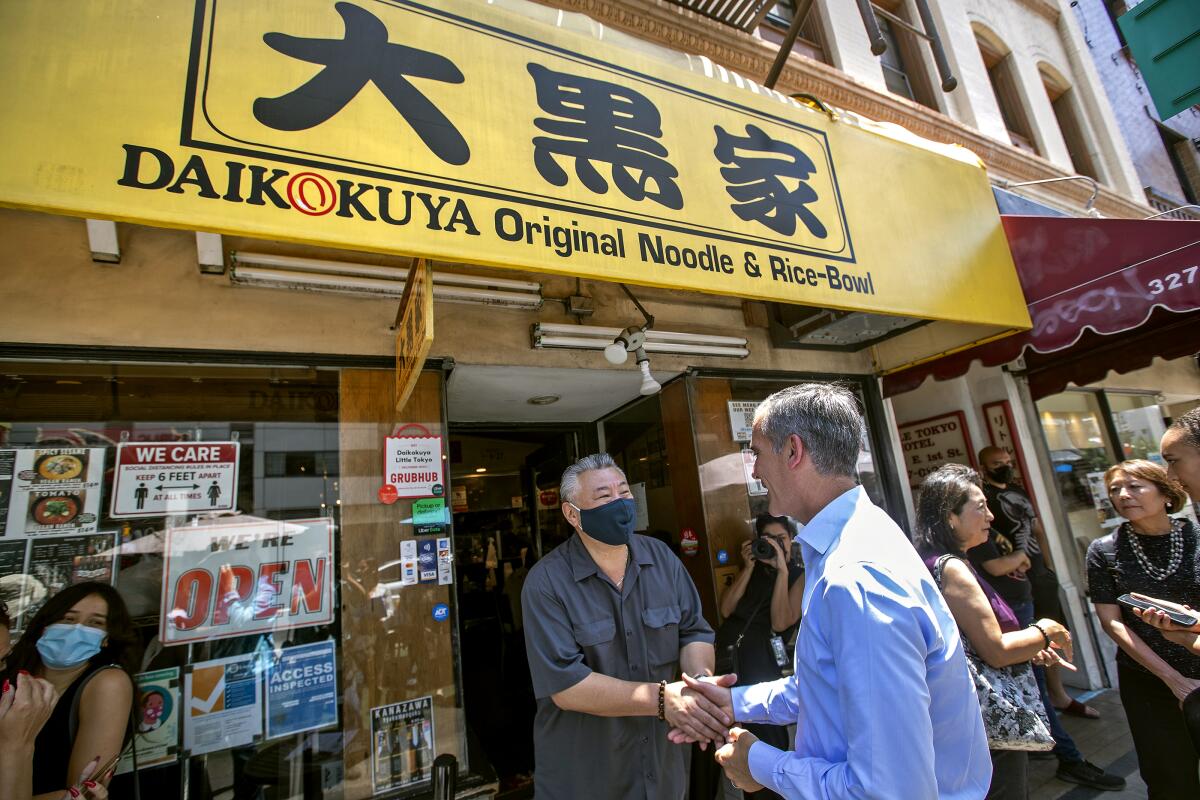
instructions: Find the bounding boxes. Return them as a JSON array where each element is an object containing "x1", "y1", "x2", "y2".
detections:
[{"x1": 1030, "y1": 689, "x2": 1146, "y2": 799}]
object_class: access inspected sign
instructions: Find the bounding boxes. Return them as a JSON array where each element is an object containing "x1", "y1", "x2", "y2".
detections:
[{"x1": 111, "y1": 442, "x2": 240, "y2": 518}]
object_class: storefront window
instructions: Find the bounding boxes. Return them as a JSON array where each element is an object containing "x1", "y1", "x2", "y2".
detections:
[
  {"x1": 0, "y1": 363, "x2": 468, "y2": 800},
  {"x1": 1036, "y1": 391, "x2": 1115, "y2": 571},
  {"x1": 1108, "y1": 392, "x2": 1167, "y2": 462},
  {"x1": 1037, "y1": 389, "x2": 1196, "y2": 578}
]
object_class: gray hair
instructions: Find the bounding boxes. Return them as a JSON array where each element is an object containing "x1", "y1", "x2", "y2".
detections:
[
  {"x1": 754, "y1": 383, "x2": 865, "y2": 478},
  {"x1": 560, "y1": 453, "x2": 626, "y2": 505}
]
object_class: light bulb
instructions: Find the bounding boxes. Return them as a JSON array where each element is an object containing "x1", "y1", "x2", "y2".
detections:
[
  {"x1": 638, "y1": 360, "x2": 661, "y2": 395},
  {"x1": 604, "y1": 342, "x2": 629, "y2": 364}
]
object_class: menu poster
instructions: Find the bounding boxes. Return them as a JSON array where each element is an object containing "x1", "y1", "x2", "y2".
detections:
[
  {"x1": 0, "y1": 450, "x2": 14, "y2": 534},
  {"x1": 23, "y1": 533, "x2": 117, "y2": 623},
  {"x1": 116, "y1": 667, "x2": 182, "y2": 773},
  {"x1": 184, "y1": 653, "x2": 263, "y2": 756},
  {"x1": 0, "y1": 538, "x2": 26, "y2": 575},
  {"x1": 4, "y1": 448, "x2": 105, "y2": 535},
  {"x1": 371, "y1": 696, "x2": 435, "y2": 794},
  {"x1": 0, "y1": 538, "x2": 28, "y2": 626}
]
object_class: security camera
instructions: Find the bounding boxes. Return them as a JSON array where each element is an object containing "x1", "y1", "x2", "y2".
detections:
[{"x1": 603, "y1": 326, "x2": 647, "y2": 365}]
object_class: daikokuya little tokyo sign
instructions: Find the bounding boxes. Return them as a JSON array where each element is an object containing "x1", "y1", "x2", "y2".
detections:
[
  {"x1": 111, "y1": 442, "x2": 240, "y2": 518},
  {"x1": 384, "y1": 435, "x2": 444, "y2": 499}
]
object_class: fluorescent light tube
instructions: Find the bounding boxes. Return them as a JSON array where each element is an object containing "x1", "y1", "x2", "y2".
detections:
[
  {"x1": 231, "y1": 264, "x2": 542, "y2": 309},
  {"x1": 233, "y1": 251, "x2": 542, "y2": 292},
  {"x1": 533, "y1": 322, "x2": 747, "y2": 348},
  {"x1": 533, "y1": 334, "x2": 748, "y2": 358}
]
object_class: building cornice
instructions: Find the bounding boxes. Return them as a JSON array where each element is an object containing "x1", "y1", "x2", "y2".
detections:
[{"x1": 532, "y1": 0, "x2": 1149, "y2": 219}]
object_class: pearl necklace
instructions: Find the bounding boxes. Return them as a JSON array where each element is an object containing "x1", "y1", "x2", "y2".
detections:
[{"x1": 1125, "y1": 518, "x2": 1186, "y2": 581}]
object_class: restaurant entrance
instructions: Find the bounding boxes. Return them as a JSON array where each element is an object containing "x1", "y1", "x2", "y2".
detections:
[{"x1": 445, "y1": 364, "x2": 681, "y2": 797}]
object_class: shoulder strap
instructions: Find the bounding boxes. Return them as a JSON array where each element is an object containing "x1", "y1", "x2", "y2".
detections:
[
  {"x1": 1099, "y1": 528, "x2": 1124, "y2": 587},
  {"x1": 732, "y1": 576, "x2": 773, "y2": 645},
  {"x1": 68, "y1": 663, "x2": 125, "y2": 744},
  {"x1": 932, "y1": 553, "x2": 968, "y2": 590}
]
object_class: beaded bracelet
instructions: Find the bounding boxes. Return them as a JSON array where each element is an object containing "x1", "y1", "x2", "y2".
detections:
[
  {"x1": 657, "y1": 680, "x2": 667, "y2": 721},
  {"x1": 1028, "y1": 621, "x2": 1051, "y2": 649}
]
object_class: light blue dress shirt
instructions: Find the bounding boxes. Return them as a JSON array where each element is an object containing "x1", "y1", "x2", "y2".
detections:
[{"x1": 731, "y1": 486, "x2": 991, "y2": 799}]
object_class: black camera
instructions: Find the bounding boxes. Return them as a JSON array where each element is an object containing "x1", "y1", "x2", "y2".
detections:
[{"x1": 751, "y1": 536, "x2": 776, "y2": 561}]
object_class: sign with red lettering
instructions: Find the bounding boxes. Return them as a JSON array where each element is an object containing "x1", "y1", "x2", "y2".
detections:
[
  {"x1": 160, "y1": 517, "x2": 334, "y2": 645},
  {"x1": 384, "y1": 436, "x2": 444, "y2": 499},
  {"x1": 897, "y1": 411, "x2": 976, "y2": 490},
  {"x1": 111, "y1": 442, "x2": 240, "y2": 518}
]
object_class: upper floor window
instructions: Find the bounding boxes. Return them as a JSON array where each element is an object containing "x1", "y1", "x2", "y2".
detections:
[
  {"x1": 760, "y1": 0, "x2": 828, "y2": 65},
  {"x1": 1039, "y1": 65, "x2": 1101, "y2": 181},
  {"x1": 872, "y1": 1, "x2": 939, "y2": 110},
  {"x1": 975, "y1": 28, "x2": 1039, "y2": 154}
]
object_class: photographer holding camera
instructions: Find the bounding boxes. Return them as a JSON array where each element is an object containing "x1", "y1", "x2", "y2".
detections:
[{"x1": 713, "y1": 514, "x2": 804, "y2": 799}]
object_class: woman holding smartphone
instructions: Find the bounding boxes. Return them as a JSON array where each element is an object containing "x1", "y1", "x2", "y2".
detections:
[
  {"x1": 1086, "y1": 459, "x2": 1200, "y2": 798},
  {"x1": 2, "y1": 583, "x2": 137, "y2": 800}
]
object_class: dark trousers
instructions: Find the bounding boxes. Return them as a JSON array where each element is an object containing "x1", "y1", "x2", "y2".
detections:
[
  {"x1": 1118, "y1": 662, "x2": 1200, "y2": 799},
  {"x1": 986, "y1": 749, "x2": 1028, "y2": 800}
]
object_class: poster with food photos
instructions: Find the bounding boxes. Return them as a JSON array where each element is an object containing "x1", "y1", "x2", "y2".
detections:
[
  {"x1": 22, "y1": 532, "x2": 117, "y2": 623},
  {"x1": 3, "y1": 448, "x2": 105, "y2": 535}
]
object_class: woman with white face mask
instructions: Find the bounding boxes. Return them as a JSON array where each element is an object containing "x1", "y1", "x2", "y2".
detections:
[{"x1": 3, "y1": 582, "x2": 138, "y2": 800}]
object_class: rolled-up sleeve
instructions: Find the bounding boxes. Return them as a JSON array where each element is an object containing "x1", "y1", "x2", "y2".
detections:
[
  {"x1": 747, "y1": 568, "x2": 939, "y2": 799},
  {"x1": 522, "y1": 573, "x2": 591, "y2": 698},
  {"x1": 675, "y1": 559, "x2": 715, "y2": 647}
]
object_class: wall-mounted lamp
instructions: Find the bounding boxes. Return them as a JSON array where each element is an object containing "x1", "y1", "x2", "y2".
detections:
[{"x1": 603, "y1": 326, "x2": 647, "y2": 365}]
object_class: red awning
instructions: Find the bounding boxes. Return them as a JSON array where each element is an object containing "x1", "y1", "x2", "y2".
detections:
[{"x1": 883, "y1": 215, "x2": 1200, "y2": 398}]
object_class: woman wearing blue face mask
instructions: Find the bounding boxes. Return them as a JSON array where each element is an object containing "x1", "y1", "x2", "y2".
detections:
[{"x1": 3, "y1": 582, "x2": 139, "y2": 800}]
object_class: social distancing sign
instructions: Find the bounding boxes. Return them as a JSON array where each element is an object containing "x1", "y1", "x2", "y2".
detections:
[{"x1": 111, "y1": 442, "x2": 240, "y2": 518}]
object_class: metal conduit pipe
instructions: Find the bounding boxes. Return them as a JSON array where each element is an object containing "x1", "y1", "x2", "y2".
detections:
[
  {"x1": 911, "y1": 0, "x2": 958, "y2": 92},
  {"x1": 856, "y1": 0, "x2": 888, "y2": 56}
]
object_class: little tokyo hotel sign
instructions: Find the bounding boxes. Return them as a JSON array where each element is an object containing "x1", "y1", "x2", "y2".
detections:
[{"x1": 0, "y1": 0, "x2": 1027, "y2": 328}]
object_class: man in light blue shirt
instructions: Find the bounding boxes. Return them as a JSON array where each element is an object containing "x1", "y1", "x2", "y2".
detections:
[{"x1": 677, "y1": 384, "x2": 990, "y2": 798}]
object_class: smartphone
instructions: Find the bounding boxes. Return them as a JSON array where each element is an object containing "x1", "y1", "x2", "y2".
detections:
[
  {"x1": 1118, "y1": 593, "x2": 1199, "y2": 628},
  {"x1": 74, "y1": 749, "x2": 122, "y2": 790}
]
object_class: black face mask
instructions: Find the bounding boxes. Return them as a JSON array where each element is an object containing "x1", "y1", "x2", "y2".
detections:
[
  {"x1": 570, "y1": 497, "x2": 636, "y2": 546},
  {"x1": 987, "y1": 465, "x2": 1014, "y2": 484}
]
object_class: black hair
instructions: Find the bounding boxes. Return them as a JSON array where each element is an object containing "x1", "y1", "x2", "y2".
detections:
[
  {"x1": 3, "y1": 582, "x2": 141, "y2": 682},
  {"x1": 0, "y1": 598, "x2": 9, "y2": 631},
  {"x1": 913, "y1": 464, "x2": 981, "y2": 558},
  {"x1": 1168, "y1": 407, "x2": 1200, "y2": 449},
  {"x1": 755, "y1": 513, "x2": 794, "y2": 537}
]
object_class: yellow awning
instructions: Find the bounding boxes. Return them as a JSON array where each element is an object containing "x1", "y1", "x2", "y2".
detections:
[{"x1": 0, "y1": 0, "x2": 1029, "y2": 332}]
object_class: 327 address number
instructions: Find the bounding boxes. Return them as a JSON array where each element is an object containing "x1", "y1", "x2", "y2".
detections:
[{"x1": 1148, "y1": 265, "x2": 1198, "y2": 295}]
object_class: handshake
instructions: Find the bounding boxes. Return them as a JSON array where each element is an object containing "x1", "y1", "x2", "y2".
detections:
[{"x1": 662, "y1": 672, "x2": 764, "y2": 793}]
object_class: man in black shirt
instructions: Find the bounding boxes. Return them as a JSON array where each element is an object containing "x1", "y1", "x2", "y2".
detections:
[
  {"x1": 977, "y1": 447, "x2": 1124, "y2": 791},
  {"x1": 979, "y1": 445, "x2": 1101, "y2": 720}
]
